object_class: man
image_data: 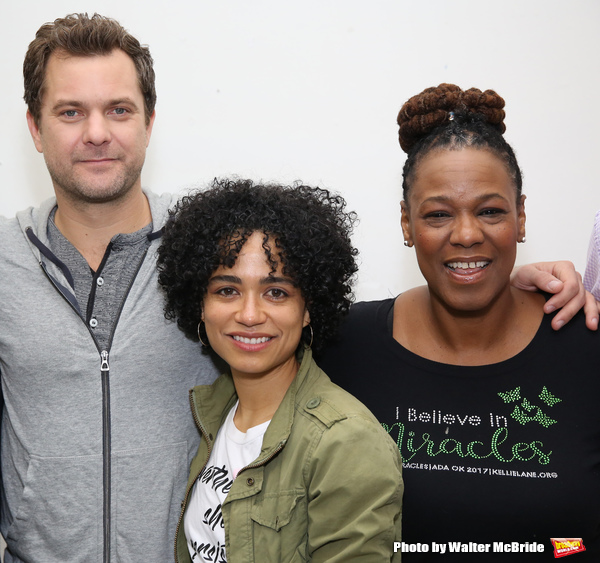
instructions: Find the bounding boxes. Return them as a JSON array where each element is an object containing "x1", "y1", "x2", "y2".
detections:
[{"x1": 0, "y1": 14, "x2": 220, "y2": 562}]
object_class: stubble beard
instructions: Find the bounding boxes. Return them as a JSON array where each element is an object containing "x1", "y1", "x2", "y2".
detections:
[{"x1": 46, "y1": 152, "x2": 146, "y2": 206}]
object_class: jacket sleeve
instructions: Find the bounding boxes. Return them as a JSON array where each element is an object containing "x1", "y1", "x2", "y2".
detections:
[
  {"x1": 584, "y1": 210, "x2": 600, "y2": 300},
  {"x1": 305, "y1": 413, "x2": 403, "y2": 562}
]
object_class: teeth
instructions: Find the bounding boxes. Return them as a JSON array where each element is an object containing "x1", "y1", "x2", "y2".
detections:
[
  {"x1": 233, "y1": 335, "x2": 271, "y2": 344},
  {"x1": 447, "y1": 261, "x2": 490, "y2": 270}
]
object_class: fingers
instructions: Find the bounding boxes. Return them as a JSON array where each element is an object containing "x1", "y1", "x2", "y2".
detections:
[
  {"x1": 511, "y1": 263, "x2": 565, "y2": 293},
  {"x1": 545, "y1": 269, "x2": 586, "y2": 329},
  {"x1": 511, "y1": 261, "x2": 594, "y2": 330},
  {"x1": 583, "y1": 291, "x2": 600, "y2": 330}
]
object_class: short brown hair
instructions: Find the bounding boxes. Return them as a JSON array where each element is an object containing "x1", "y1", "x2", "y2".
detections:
[{"x1": 24, "y1": 13, "x2": 156, "y2": 125}]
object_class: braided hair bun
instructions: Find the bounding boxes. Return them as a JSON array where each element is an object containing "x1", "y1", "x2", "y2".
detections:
[{"x1": 397, "y1": 83, "x2": 506, "y2": 153}]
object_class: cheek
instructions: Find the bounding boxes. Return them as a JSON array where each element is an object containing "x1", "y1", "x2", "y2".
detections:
[
  {"x1": 281, "y1": 309, "x2": 308, "y2": 340},
  {"x1": 202, "y1": 309, "x2": 230, "y2": 358},
  {"x1": 131, "y1": 127, "x2": 151, "y2": 148},
  {"x1": 494, "y1": 225, "x2": 520, "y2": 247},
  {"x1": 414, "y1": 230, "x2": 445, "y2": 256},
  {"x1": 43, "y1": 130, "x2": 77, "y2": 155},
  {"x1": 201, "y1": 303, "x2": 224, "y2": 333}
]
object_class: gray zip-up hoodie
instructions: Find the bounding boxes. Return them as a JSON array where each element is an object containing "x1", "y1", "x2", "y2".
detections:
[{"x1": 0, "y1": 191, "x2": 220, "y2": 563}]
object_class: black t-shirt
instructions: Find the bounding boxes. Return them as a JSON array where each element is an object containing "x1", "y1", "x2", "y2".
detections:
[{"x1": 317, "y1": 299, "x2": 600, "y2": 561}]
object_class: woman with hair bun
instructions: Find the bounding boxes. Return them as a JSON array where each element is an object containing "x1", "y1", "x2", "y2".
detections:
[
  {"x1": 157, "y1": 178, "x2": 403, "y2": 563},
  {"x1": 319, "y1": 84, "x2": 600, "y2": 560}
]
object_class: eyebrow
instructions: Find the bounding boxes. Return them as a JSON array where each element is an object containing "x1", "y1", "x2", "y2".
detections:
[
  {"x1": 50, "y1": 97, "x2": 141, "y2": 112},
  {"x1": 208, "y1": 274, "x2": 297, "y2": 286},
  {"x1": 422, "y1": 192, "x2": 510, "y2": 204}
]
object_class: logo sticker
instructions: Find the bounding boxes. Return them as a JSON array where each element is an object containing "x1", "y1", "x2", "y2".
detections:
[{"x1": 550, "y1": 538, "x2": 586, "y2": 558}]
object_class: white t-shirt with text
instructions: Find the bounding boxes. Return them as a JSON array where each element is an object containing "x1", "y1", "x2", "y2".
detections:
[{"x1": 184, "y1": 401, "x2": 270, "y2": 562}]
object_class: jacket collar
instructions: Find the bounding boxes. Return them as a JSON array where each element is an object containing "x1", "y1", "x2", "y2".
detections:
[
  {"x1": 191, "y1": 347, "x2": 318, "y2": 459},
  {"x1": 15, "y1": 190, "x2": 174, "y2": 287}
]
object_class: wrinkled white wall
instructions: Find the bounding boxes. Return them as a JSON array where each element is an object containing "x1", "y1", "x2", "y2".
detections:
[{"x1": 1, "y1": 0, "x2": 599, "y2": 303}]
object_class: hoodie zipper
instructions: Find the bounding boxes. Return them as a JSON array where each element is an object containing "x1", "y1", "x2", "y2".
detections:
[
  {"x1": 35, "y1": 234, "x2": 150, "y2": 563},
  {"x1": 100, "y1": 350, "x2": 111, "y2": 563}
]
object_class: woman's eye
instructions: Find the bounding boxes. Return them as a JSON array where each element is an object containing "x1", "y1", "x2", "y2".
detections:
[
  {"x1": 480, "y1": 208, "x2": 505, "y2": 216},
  {"x1": 216, "y1": 287, "x2": 236, "y2": 297},
  {"x1": 267, "y1": 288, "x2": 288, "y2": 299},
  {"x1": 425, "y1": 211, "x2": 450, "y2": 219}
]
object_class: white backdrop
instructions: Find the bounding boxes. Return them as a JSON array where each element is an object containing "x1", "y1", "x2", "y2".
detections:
[
  {"x1": 0, "y1": 0, "x2": 599, "y2": 558},
  {"x1": 1, "y1": 0, "x2": 600, "y2": 302}
]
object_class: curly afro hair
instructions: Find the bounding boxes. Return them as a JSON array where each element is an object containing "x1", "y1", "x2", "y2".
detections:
[
  {"x1": 397, "y1": 83, "x2": 522, "y2": 204},
  {"x1": 157, "y1": 178, "x2": 359, "y2": 352}
]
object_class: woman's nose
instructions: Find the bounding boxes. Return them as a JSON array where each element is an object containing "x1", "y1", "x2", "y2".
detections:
[
  {"x1": 234, "y1": 294, "x2": 267, "y2": 326},
  {"x1": 449, "y1": 214, "x2": 484, "y2": 247}
]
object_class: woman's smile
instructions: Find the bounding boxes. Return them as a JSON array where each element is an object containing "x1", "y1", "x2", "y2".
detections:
[
  {"x1": 444, "y1": 257, "x2": 492, "y2": 283},
  {"x1": 445, "y1": 260, "x2": 491, "y2": 272},
  {"x1": 231, "y1": 334, "x2": 273, "y2": 345}
]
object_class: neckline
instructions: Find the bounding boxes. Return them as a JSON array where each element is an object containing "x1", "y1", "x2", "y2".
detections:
[
  {"x1": 226, "y1": 401, "x2": 271, "y2": 443},
  {"x1": 378, "y1": 297, "x2": 551, "y2": 378}
]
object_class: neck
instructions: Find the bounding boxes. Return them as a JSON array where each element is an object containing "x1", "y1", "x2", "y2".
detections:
[
  {"x1": 53, "y1": 187, "x2": 151, "y2": 271},
  {"x1": 231, "y1": 356, "x2": 299, "y2": 432},
  {"x1": 395, "y1": 285, "x2": 545, "y2": 365},
  {"x1": 431, "y1": 285, "x2": 516, "y2": 344}
]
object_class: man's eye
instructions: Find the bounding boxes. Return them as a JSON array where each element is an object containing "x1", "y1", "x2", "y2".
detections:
[
  {"x1": 113, "y1": 108, "x2": 127, "y2": 115},
  {"x1": 64, "y1": 110, "x2": 78, "y2": 117}
]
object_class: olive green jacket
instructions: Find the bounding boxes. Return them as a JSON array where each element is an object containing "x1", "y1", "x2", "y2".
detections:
[{"x1": 175, "y1": 348, "x2": 402, "y2": 562}]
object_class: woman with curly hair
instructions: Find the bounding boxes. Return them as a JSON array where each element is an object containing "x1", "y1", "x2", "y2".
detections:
[
  {"x1": 318, "y1": 84, "x2": 600, "y2": 560},
  {"x1": 157, "y1": 178, "x2": 403, "y2": 563}
]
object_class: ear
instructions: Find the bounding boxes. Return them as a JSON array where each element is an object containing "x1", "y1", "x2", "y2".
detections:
[
  {"x1": 400, "y1": 200, "x2": 413, "y2": 247},
  {"x1": 303, "y1": 309, "x2": 310, "y2": 328},
  {"x1": 145, "y1": 110, "x2": 156, "y2": 147},
  {"x1": 517, "y1": 194, "x2": 526, "y2": 241},
  {"x1": 26, "y1": 110, "x2": 43, "y2": 154}
]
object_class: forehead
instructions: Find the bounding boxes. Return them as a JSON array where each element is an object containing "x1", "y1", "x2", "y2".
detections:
[
  {"x1": 238, "y1": 232, "x2": 277, "y2": 259},
  {"x1": 214, "y1": 231, "x2": 285, "y2": 276},
  {"x1": 42, "y1": 49, "x2": 141, "y2": 104},
  {"x1": 411, "y1": 147, "x2": 515, "y2": 202}
]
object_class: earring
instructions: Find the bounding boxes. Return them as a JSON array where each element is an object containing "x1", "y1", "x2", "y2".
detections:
[
  {"x1": 197, "y1": 321, "x2": 209, "y2": 347},
  {"x1": 404, "y1": 240, "x2": 412, "y2": 248},
  {"x1": 404, "y1": 240, "x2": 409, "y2": 247},
  {"x1": 305, "y1": 324, "x2": 314, "y2": 348},
  {"x1": 519, "y1": 236, "x2": 526, "y2": 243}
]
